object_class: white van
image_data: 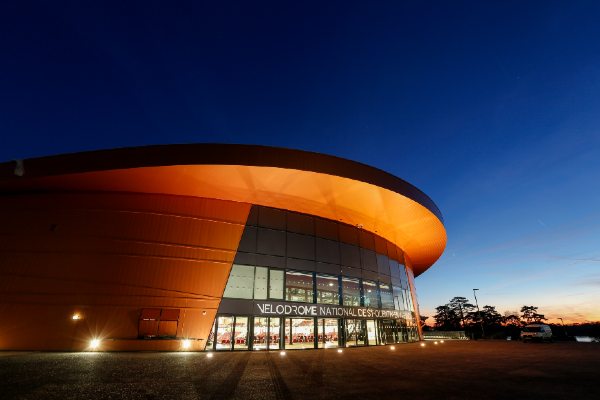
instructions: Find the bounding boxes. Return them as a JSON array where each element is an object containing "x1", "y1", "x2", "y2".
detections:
[{"x1": 521, "y1": 324, "x2": 553, "y2": 342}]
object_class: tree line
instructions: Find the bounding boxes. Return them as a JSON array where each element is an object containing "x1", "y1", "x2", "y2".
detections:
[{"x1": 424, "y1": 297, "x2": 550, "y2": 339}]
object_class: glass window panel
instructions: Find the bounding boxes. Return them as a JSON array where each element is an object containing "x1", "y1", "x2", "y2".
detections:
[
  {"x1": 389, "y1": 259, "x2": 401, "y2": 284},
  {"x1": 379, "y1": 282, "x2": 395, "y2": 310},
  {"x1": 345, "y1": 319, "x2": 366, "y2": 346},
  {"x1": 269, "y1": 317, "x2": 281, "y2": 350},
  {"x1": 341, "y1": 276, "x2": 361, "y2": 306},
  {"x1": 377, "y1": 254, "x2": 391, "y2": 276},
  {"x1": 340, "y1": 243, "x2": 361, "y2": 268},
  {"x1": 374, "y1": 235, "x2": 388, "y2": 255},
  {"x1": 253, "y1": 317, "x2": 269, "y2": 350},
  {"x1": 315, "y1": 218, "x2": 338, "y2": 240},
  {"x1": 285, "y1": 318, "x2": 315, "y2": 349},
  {"x1": 285, "y1": 271, "x2": 314, "y2": 303},
  {"x1": 315, "y1": 274, "x2": 339, "y2": 305},
  {"x1": 257, "y1": 228, "x2": 286, "y2": 256},
  {"x1": 287, "y1": 212, "x2": 314, "y2": 235},
  {"x1": 399, "y1": 263, "x2": 409, "y2": 289},
  {"x1": 393, "y1": 285, "x2": 404, "y2": 310},
  {"x1": 317, "y1": 318, "x2": 339, "y2": 348},
  {"x1": 237, "y1": 226, "x2": 257, "y2": 253},
  {"x1": 233, "y1": 316, "x2": 248, "y2": 350},
  {"x1": 359, "y1": 230, "x2": 375, "y2": 250},
  {"x1": 215, "y1": 316, "x2": 233, "y2": 350},
  {"x1": 254, "y1": 267, "x2": 268, "y2": 300},
  {"x1": 360, "y1": 248, "x2": 377, "y2": 271},
  {"x1": 258, "y1": 207, "x2": 286, "y2": 229},
  {"x1": 362, "y1": 280, "x2": 379, "y2": 308},
  {"x1": 315, "y1": 238, "x2": 341, "y2": 264},
  {"x1": 339, "y1": 224, "x2": 359, "y2": 245},
  {"x1": 269, "y1": 269, "x2": 284, "y2": 299},
  {"x1": 246, "y1": 206, "x2": 259, "y2": 226},
  {"x1": 287, "y1": 232, "x2": 315, "y2": 260},
  {"x1": 366, "y1": 319, "x2": 378, "y2": 345},
  {"x1": 223, "y1": 265, "x2": 255, "y2": 299}
]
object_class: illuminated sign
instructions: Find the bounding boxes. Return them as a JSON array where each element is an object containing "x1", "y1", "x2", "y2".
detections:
[{"x1": 254, "y1": 301, "x2": 403, "y2": 319}]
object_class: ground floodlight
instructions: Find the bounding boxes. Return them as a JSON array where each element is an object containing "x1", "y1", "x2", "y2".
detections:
[{"x1": 89, "y1": 338, "x2": 101, "y2": 350}]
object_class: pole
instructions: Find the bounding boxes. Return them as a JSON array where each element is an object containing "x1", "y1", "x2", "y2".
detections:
[
  {"x1": 473, "y1": 289, "x2": 485, "y2": 338},
  {"x1": 558, "y1": 318, "x2": 567, "y2": 337}
]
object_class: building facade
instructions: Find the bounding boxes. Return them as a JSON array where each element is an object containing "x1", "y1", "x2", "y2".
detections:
[{"x1": 0, "y1": 144, "x2": 446, "y2": 351}]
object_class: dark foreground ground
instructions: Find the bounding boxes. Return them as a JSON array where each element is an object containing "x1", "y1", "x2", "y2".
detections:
[{"x1": 1, "y1": 341, "x2": 599, "y2": 400}]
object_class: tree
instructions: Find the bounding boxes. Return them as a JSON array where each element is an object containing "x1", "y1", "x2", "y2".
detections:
[
  {"x1": 520, "y1": 305, "x2": 547, "y2": 324},
  {"x1": 433, "y1": 305, "x2": 457, "y2": 330},
  {"x1": 502, "y1": 314, "x2": 521, "y2": 327},
  {"x1": 448, "y1": 297, "x2": 476, "y2": 327},
  {"x1": 433, "y1": 297, "x2": 476, "y2": 330}
]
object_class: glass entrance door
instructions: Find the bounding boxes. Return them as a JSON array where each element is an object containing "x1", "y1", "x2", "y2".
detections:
[
  {"x1": 366, "y1": 319, "x2": 378, "y2": 345},
  {"x1": 285, "y1": 318, "x2": 315, "y2": 349},
  {"x1": 317, "y1": 318, "x2": 339, "y2": 348},
  {"x1": 345, "y1": 319, "x2": 366, "y2": 346},
  {"x1": 253, "y1": 317, "x2": 269, "y2": 350}
]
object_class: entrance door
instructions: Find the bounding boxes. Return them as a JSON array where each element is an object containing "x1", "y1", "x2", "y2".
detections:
[
  {"x1": 285, "y1": 318, "x2": 315, "y2": 349},
  {"x1": 317, "y1": 318, "x2": 339, "y2": 348},
  {"x1": 366, "y1": 319, "x2": 378, "y2": 345},
  {"x1": 345, "y1": 319, "x2": 367, "y2": 346},
  {"x1": 253, "y1": 317, "x2": 269, "y2": 350}
]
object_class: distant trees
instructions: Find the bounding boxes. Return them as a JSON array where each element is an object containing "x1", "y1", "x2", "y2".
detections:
[
  {"x1": 433, "y1": 297, "x2": 475, "y2": 330},
  {"x1": 520, "y1": 305, "x2": 547, "y2": 324},
  {"x1": 431, "y1": 299, "x2": 550, "y2": 338}
]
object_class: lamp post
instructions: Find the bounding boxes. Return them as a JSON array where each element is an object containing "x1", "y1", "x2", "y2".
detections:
[
  {"x1": 473, "y1": 289, "x2": 485, "y2": 338},
  {"x1": 558, "y1": 317, "x2": 567, "y2": 337}
]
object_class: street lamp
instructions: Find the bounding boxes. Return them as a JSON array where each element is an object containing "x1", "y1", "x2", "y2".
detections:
[
  {"x1": 473, "y1": 289, "x2": 485, "y2": 338},
  {"x1": 558, "y1": 317, "x2": 567, "y2": 337}
]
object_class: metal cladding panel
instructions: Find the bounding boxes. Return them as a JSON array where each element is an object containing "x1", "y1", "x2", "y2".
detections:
[
  {"x1": 0, "y1": 144, "x2": 446, "y2": 275},
  {"x1": 3, "y1": 164, "x2": 444, "y2": 275},
  {"x1": 0, "y1": 192, "x2": 250, "y2": 350}
]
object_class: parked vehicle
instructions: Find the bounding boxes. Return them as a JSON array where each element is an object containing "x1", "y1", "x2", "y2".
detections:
[{"x1": 521, "y1": 324, "x2": 553, "y2": 342}]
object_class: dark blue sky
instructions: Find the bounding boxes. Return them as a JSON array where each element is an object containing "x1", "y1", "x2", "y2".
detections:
[{"x1": 1, "y1": 1, "x2": 599, "y2": 321}]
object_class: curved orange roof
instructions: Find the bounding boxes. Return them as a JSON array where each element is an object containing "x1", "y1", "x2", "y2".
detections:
[{"x1": 0, "y1": 144, "x2": 446, "y2": 275}]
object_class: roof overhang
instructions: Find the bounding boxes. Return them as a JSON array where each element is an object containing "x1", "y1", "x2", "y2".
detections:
[{"x1": 0, "y1": 144, "x2": 446, "y2": 276}]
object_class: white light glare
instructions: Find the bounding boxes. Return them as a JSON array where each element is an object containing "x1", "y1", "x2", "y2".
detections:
[
  {"x1": 434, "y1": 341, "x2": 438, "y2": 345},
  {"x1": 337, "y1": 349, "x2": 343, "y2": 353},
  {"x1": 207, "y1": 352, "x2": 214, "y2": 358},
  {"x1": 420, "y1": 342, "x2": 426, "y2": 347},
  {"x1": 72, "y1": 313, "x2": 81, "y2": 320},
  {"x1": 181, "y1": 339, "x2": 192, "y2": 350},
  {"x1": 89, "y1": 338, "x2": 101, "y2": 350},
  {"x1": 390, "y1": 346, "x2": 396, "y2": 350},
  {"x1": 440, "y1": 340, "x2": 445, "y2": 343},
  {"x1": 280, "y1": 351, "x2": 286, "y2": 356}
]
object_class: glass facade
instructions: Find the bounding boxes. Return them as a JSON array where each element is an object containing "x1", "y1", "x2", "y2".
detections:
[{"x1": 212, "y1": 205, "x2": 421, "y2": 351}]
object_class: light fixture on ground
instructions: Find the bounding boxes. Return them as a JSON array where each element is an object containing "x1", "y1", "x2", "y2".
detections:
[
  {"x1": 420, "y1": 342, "x2": 425, "y2": 347},
  {"x1": 181, "y1": 339, "x2": 191, "y2": 350},
  {"x1": 206, "y1": 352, "x2": 213, "y2": 358},
  {"x1": 337, "y1": 349, "x2": 343, "y2": 353},
  {"x1": 440, "y1": 340, "x2": 445, "y2": 343},
  {"x1": 390, "y1": 346, "x2": 396, "y2": 350},
  {"x1": 71, "y1": 313, "x2": 81, "y2": 320},
  {"x1": 434, "y1": 341, "x2": 438, "y2": 345},
  {"x1": 280, "y1": 351, "x2": 286, "y2": 356},
  {"x1": 89, "y1": 338, "x2": 101, "y2": 350}
]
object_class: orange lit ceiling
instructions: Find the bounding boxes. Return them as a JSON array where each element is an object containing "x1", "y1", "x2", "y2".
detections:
[{"x1": 0, "y1": 144, "x2": 446, "y2": 276}]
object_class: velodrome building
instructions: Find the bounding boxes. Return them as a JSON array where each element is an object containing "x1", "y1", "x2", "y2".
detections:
[{"x1": 0, "y1": 144, "x2": 446, "y2": 351}]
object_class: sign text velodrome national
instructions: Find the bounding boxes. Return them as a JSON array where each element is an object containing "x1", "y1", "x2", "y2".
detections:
[{"x1": 254, "y1": 301, "x2": 403, "y2": 319}]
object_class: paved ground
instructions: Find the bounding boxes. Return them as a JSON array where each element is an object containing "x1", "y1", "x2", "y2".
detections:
[{"x1": 1, "y1": 341, "x2": 599, "y2": 399}]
